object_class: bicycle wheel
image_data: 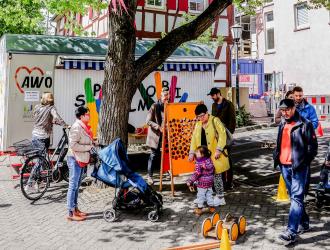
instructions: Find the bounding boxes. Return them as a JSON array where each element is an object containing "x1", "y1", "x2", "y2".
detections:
[{"x1": 20, "y1": 155, "x2": 51, "y2": 201}]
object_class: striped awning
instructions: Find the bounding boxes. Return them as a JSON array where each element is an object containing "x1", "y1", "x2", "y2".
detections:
[
  {"x1": 64, "y1": 60, "x2": 104, "y2": 70},
  {"x1": 159, "y1": 63, "x2": 215, "y2": 72},
  {"x1": 62, "y1": 60, "x2": 215, "y2": 72}
]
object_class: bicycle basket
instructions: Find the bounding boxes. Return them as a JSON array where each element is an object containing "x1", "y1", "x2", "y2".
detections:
[{"x1": 12, "y1": 139, "x2": 41, "y2": 156}]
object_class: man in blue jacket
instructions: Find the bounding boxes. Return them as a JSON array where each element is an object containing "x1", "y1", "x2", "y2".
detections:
[
  {"x1": 293, "y1": 86, "x2": 319, "y2": 195},
  {"x1": 293, "y1": 86, "x2": 318, "y2": 129},
  {"x1": 274, "y1": 99, "x2": 318, "y2": 245}
]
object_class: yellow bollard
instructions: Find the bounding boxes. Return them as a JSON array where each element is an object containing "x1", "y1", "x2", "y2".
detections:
[
  {"x1": 274, "y1": 174, "x2": 290, "y2": 202},
  {"x1": 220, "y1": 229, "x2": 231, "y2": 250}
]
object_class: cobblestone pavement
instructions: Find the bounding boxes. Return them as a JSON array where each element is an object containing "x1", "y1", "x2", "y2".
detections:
[{"x1": 1, "y1": 128, "x2": 330, "y2": 250}]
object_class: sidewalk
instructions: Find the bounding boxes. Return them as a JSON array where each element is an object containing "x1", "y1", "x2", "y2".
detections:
[
  {"x1": 1, "y1": 149, "x2": 330, "y2": 250},
  {"x1": 1, "y1": 125, "x2": 330, "y2": 249}
]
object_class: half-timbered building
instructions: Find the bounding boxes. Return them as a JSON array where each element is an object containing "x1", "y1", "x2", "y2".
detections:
[{"x1": 53, "y1": 0, "x2": 234, "y2": 88}]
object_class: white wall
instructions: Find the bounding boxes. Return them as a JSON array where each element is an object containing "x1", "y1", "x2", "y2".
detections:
[
  {"x1": 0, "y1": 38, "x2": 7, "y2": 149},
  {"x1": 256, "y1": 1, "x2": 330, "y2": 95},
  {"x1": 53, "y1": 69, "x2": 214, "y2": 145}
]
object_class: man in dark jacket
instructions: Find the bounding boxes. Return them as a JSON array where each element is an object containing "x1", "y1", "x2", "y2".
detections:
[
  {"x1": 208, "y1": 87, "x2": 236, "y2": 190},
  {"x1": 146, "y1": 90, "x2": 169, "y2": 185},
  {"x1": 209, "y1": 88, "x2": 236, "y2": 134},
  {"x1": 274, "y1": 99, "x2": 317, "y2": 245},
  {"x1": 293, "y1": 86, "x2": 318, "y2": 129}
]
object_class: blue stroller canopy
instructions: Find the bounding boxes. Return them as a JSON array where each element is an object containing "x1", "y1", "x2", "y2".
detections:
[
  {"x1": 93, "y1": 138, "x2": 148, "y2": 192},
  {"x1": 98, "y1": 138, "x2": 132, "y2": 174}
]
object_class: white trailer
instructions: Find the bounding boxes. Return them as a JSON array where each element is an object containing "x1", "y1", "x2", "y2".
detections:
[{"x1": 0, "y1": 34, "x2": 218, "y2": 149}]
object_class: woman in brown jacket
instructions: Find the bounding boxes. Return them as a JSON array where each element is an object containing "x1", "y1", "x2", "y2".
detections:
[
  {"x1": 66, "y1": 106, "x2": 94, "y2": 221},
  {"x1": 145, "y1": 90, "x2": 169, "y2": 185}
]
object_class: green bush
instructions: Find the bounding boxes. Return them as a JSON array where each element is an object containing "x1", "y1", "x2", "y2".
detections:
[{"x1": 236, "y1": 105, "x2": 254, "y2": 127}]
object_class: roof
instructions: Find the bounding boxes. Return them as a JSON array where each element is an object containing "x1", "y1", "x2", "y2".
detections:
[{"x1": 1, "y1": 34, "x2": 216, "y2": 62}]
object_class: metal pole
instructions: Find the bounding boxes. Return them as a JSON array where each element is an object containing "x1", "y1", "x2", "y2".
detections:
[
  {"x1": 272, "y1": 71, "x2": 276, "y2": 122},
  {"x1": 235, "y1": 41, "x2": 240, "y2": 109}
]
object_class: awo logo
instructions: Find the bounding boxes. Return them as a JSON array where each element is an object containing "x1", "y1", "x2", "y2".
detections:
[{"x1": 14, "y1": 66, "x2": 53, "y2": 94}]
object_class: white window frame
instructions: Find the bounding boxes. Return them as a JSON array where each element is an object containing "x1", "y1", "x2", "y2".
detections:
[
  {"x1": 263, "y1": 0, "x2": 273, "y2": 5},
  {"x1": 189, "y1": 0, "x2": 205, "y2": 14},
  {"x1": 145, "y1": 0, "x2": 165, "y2": 10},
  {"x1": 294, "y1": 2, "x2": 310, "y2": 30},
  {"x1": 264, "y1": 11, "x2": 275, "y2": 53}
]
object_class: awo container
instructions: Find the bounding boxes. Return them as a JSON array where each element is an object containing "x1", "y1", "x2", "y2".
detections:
[{"x1": 0, "y1": 34, "x2": 218, "y2": 149}]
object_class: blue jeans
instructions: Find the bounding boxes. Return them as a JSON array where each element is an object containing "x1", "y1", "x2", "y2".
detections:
[
  {"x1": 280, "y1": 164, "x2": 310, "y2": 236},
  {"x1": 67, "y1": 156, "x2": 83, "y2": 215},
  {"x1": 27, "y1": 137, "x2": 50, "y2": 185}
]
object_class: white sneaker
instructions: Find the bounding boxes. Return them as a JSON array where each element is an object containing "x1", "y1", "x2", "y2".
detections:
[
  {"x1": 147, "y1": 176, "x2": 154, "y2": 185},
  {"x1": 213, "y1": 196, "x2": 226, "y2": 206}
]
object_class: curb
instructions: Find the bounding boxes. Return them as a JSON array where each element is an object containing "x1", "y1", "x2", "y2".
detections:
[{"x1": 235, "y1": 123, "x2": 276, "y2": 133}]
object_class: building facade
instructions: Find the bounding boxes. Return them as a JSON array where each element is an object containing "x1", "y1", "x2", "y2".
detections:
[
  {"x1": 238, "y1": 0, "x2": 330, "y2": 96},
  {"x1": 53, "y1": 0, "x2": 234, "y2": 87}
]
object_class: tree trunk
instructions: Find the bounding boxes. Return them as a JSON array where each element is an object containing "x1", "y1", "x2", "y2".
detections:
[
  {"x1": 99, "y1": 1, "x2": 137, "y2": 146},
  {"x1": 99, "y1": 0, "x2": 231, "y2": 145}
]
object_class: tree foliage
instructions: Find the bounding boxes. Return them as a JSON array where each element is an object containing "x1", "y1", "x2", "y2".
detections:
[
  {"x1": 305, "y1": 0, "x2": 330, "y2": 10},
  {"x1": 0, "y1": 0, "x2": 45, "y2": 37}
]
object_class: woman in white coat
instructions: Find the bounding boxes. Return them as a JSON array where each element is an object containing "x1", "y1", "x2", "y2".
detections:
[{"x1": 66, "y1": 106, "x2": 94, "y2": 221}]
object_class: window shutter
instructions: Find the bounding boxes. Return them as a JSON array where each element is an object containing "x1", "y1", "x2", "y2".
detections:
[
  {"x1": 167, "y1": 0, "x2": 177, "y2": 10},
  {"x1": 178, "y1": 0, "x2": 188, "y2": 12},
  {"x1": 88, "y1": 7, "x2": 93, "y2": 19},
  {"x1": 137, "y1": 0, "x2": 145, "y2": 6}
]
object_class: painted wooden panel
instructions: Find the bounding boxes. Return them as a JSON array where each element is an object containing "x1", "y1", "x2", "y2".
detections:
[
  {"x1": 156, "y1": 14, "x2": 166, "y2": 32},
  {"x1": 145, "y1": 12, "x2": 154, "y2": 32},
  {"x1": 82, "y1": 15, "x2": 89, "y2": 27},
  {"x1": 218, "y1": 19, "x2": 229, "y2": 36},
  {"x1": 98, "y1": 18, "x2": 106, "y2": 35},
  {"x1": 136, "y1": 11, "x2": 143, "y2": 31},
  {"x1": 167, "y1": 0, "x2": 177, "y2": 10},
  {"x1": 178, "y1": 0, "x2": 189, "y2": 12},
  {"x1": 174, "y1": 17, "x2": 184, "y2": 29},
  {"x1": 214, "y1": 64, "x2": 227, "y2": 82},
  {"x1": 219, "y1": 42, "x2": 227, "y2": 62},
  {"x1": 168, "y1": 15, "x2": 175, "y2": 31},
  {"x1": 92, "y1": 22, "x2": 98, "y2": 34},
  {"x1": 137, "y1": 0, "x2": 145, "y2": 6}
]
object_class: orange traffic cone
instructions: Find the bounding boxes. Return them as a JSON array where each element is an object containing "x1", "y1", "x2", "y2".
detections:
[
  {"x1": 220, "y1": 229, "x2": 231, "y2": 250},
  {"x1": 274, "y1": 174, "x2": 290, "y2": 202},
  {"x1": 317, "y1": 122, "x2": 324, "y2": 137}
]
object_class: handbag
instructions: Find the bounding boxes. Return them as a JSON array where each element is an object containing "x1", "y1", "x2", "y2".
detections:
[{"x1": 211, "y1": 117, "x2": 234, "y2": 149}]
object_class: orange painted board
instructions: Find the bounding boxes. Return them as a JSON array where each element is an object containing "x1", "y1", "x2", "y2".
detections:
[
  {"x1": 154, "y1": 72, "x2": 162, "y2": 100},
  {"x1": 166, "y1": 102, "x2": 199, "y2": 176}
]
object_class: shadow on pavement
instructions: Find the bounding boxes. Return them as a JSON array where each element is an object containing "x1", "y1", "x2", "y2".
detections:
[{"x1": 92, "y1": 135, "x2": 330, "y2": 249}]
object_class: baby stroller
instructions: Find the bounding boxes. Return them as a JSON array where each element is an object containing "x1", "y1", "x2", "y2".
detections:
[
  {"x1": 91, "y1": 138, "x2": 163, "y2": 222},
  {"x1": 315, "y1": 143, "x2": 330, "y2": 208}
]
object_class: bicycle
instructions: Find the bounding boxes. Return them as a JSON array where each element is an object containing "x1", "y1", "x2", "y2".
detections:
[{"x1": 13, "y1": 128, "x2": 70, "y2": 201}]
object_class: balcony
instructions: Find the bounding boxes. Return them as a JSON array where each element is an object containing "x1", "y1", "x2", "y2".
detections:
[{"x1": 232, "y1": 39, "x2": 254, "y2": 58}]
